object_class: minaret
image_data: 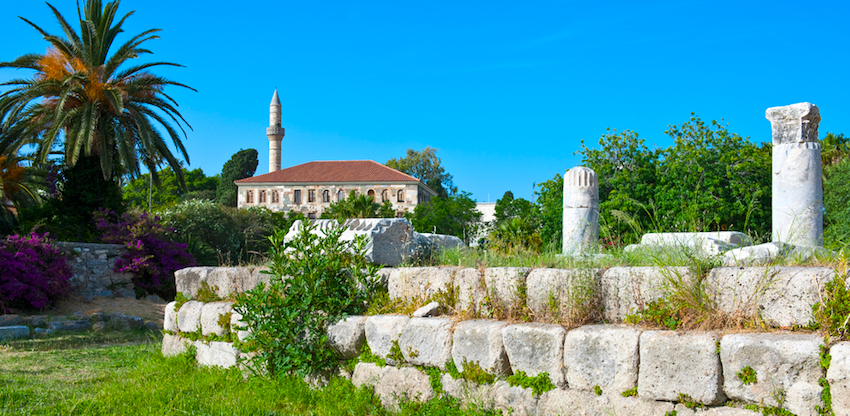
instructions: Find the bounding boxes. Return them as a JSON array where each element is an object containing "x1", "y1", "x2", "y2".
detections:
[{"x1": 266, "y1": 89, "x2": 285, "y2": 172}]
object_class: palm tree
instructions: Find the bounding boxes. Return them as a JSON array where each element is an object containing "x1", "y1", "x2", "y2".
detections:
[
  {"x1": 0, "y1": 118, "x2": 44, "y2": 234},
  {"x1": 0, "y1": 0, "x2": 194, "y2": 187}
]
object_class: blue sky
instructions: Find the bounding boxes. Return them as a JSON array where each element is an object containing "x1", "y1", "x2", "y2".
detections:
[{"x1": 1, "y1": 1, "x2": 848, "y2": 202}]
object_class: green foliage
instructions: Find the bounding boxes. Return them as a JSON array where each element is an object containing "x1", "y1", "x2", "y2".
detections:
[
  {"x1": 386, "y1": 147, "x2": 456, "y2": 198},
  {"x1": 810, "y1": 272, "x2": 850, "y2": 339},
  {"x1": 823, "y1": 159, "x2": 850, "y2": 249},
  {"x1": 625, "y1": 298, "x2": 681, "y2": 330},
  {"x1": 173, "y1": 292, "x2": 189, "y2": 309},
  {"x1": 534, "y1": 173, "x2": 563, "y2": 250},
  {"x1": 322, "y1": 190, "x2": 395, "y2": 220},
  {"x1": 505, "y1": 371, "x2": 556, "y2": 396},
  {"x1": 593, "y1": 385, "x2": 602, "y2": 396},
  {"x1": 488, "y1": 191, "x2": 542, "y2": 253},
  {"x1": 816, "y1": 341, "x2": 833, "y2": 416},
  {"x1": 447, "y1": 359, "x2": 496, "y2": 385},
  {"x1": 233, "y1": 222, "x2": 381, "y2": 377},
  {"x1": 196, "y1": 282, "x2": 222, "y2": 303},
  {"x1": 621, "y1": 386, "x2": 638, "y2": 397},
  {"x1": 357, "y1": 342, "x2": 387, "y2": 367},
  {"x1": 577, "y1": 115, "x2": 771, "y2": 246},
  {"x1": 822, "y1": 132, "x2": 849, "y2": 168},
  {"x1": 123, "y1": 167, "x2": 219, "y2": 211},
  {"x1": 665, "y1": 411, "x2": 677, "y2": 416},
  {"x1": 217, "y1": 149, "x2": 258, "y2": 207},
  {"x1": 737, "y1": 366, "x2": 757, "y2": 385},
  {"x1": 18, "y1": 155, "x2": 124, "y2": 242},
  {"x1": 388, "y1": 340, "x2": 405, "y2": 364},
  {"x1": 408, "y1": 192, "x2": 482, "y2": 243}
]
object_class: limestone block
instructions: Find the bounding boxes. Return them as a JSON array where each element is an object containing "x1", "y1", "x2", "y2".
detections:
[
  {"x1": 638, "y1": 331, "x2": 725, "y2": 405},
  {"x1": 720, "y1": 333, "x2": 823, "y2": 416},
  {"x1": 327, "y1": 315, "x2": 367, "y2": 359},
  {"x1": 722, "y1": 242, "x2": 787, "y2": 266},
  {"x1": 388, "y1": 267, "x2": 458, "y2": 302},
  {"x1": 200, "y1": 301, "x2": 233, "y2": 337},
  {"x1": 230, "y1": 311, "x2": 249, "y2": 342},
  {"x1": 701, "y1": 408, "x2": 761, "y2": 416},
  {"x1": 176, "y1": 301, "x2": 203, "y2": 333},
  {"x1": 163, "y1": 301, "x2": 179, "y2": 332},
  {"x1": 707, "y1": 267, "x2": 835, "y2": 327},
  {"x1": 827, "y1": 342, "x2": 850, "y2": 416},
  {"x1": 352, "y1": 362, "x2": 434, "y2": 410},
  {"x1": 484, "y1": 267, "x2": 532, "y2": 312},
  {"x1": 563, "y1": 325, "x2": 641, "y2": 393},
  {"x1": 455, "y1": 268, "x2": 486, "y2": 314},
  {"x1": 398, "y1": 317, "x2": 453, "y2": 370},
  {"x1": 416, "y1": 233, "x2": 466, "y2": 253},
  {"x1": 47, "y1": 320, "x2": 90, "y2": 332},
  {"x1": 637, "y1": 232, "x2": 753, "y2": 256},
  {"x1": 537, "y1": 388, "x2": 603, "y2": 416},
  {"x1": 412, "y1": 301, "x2": 441, "y2": 317},
  {"x1": 525, "y1": 268, "x2": 600, "y2": 322},
  {"x1": 105, "y1": 313, "x2": 144, "y2": 331},
  {"x1": 440, "y1": 374, "x2": 498, "y2": 410},
  {"x1": 286, "y1": 218, "x2": 416, "y2": 266},
  {"x1": 174, "y1": 267, "x2": 214, "y2": 299},
  {"x1": 195, "y1": 341, "x2": 239, "y2": 368},
  {"x1": 161, "y1": 334, "x2": 188, "y2": 357},
  {"x1": 205, "y1": 267, "x2": 253, "y2": 298},
  {"x1": 0, "y1": 315, "x2": 22, "y2": 326},
  {"x1": 600, "y1": 267, "x2": 693, "y2": 322},
  {"x1": 451, "y1": 320, "x2": 510, "y2": 375},
  {"x1": 364, "y1": 315, "x2": 409, "y2": 365},
  {"x1": 492, "y1": 380, "x2": 539, "y2": 416},
  {"x1": 502, "y1": 323, "x2": 567, "y2": 387},
  {"x1": 0, "y1": 325, "x2": 30, "y2": 341}
]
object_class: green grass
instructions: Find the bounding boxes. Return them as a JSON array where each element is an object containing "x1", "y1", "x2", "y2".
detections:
[{"x1": 0, "y1": 331, "x2": 500, "y2": 415}]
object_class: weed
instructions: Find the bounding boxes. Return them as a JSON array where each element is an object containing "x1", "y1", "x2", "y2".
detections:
[
  {"x1": 736, "y1": 366, "x2": 757, "y2": 385},
  {"x1": 357, "y1": 342, "x2": 386, "y2": 367},
  {"x1": 716, "y1": 340, "x2": 721, "y2": 354},
  {"x1": 625, "y1": 298, "x2": 681, "y2": 330},
  {"x1": 677, "y1": 393, "x2": 705, "y2": 410},
  {"x1": 196, "y1": 282, "x2": 222, "y2": 303},
  {"x1": 621, "y1": 386, "x2": 638, "y2": 397},
  {"x1": 449, "y1": 359, "x2": 496, "y2": 385},
  {"x1": 665, "y1": 411, "x2": 677, "y2": 416},
  {"x1": 406, "y1": 346, "x2": 420, "y2": 359},
  {"x1": 174, "y1": 292, "x2": 189, "y2": 309},
  {"x1": 389, "y1": 340, "x2": 405, "y2": 364},
  {"x1": 816, "y1": 341, "x2": 833, "y2": 416},
  {"x1": 217, "y1": 312, "x2": 232, "y2": 335},
  {"x1": 810, "y1": 272, "x2": 850, "y2": 340},
  {"x1": 505, "y1": 371, "x2": 555, "y2": 397},
  {"x1": 593, "y1": 385, "x2": 602, "y2": 396},
  {"x1": 418, "y1": 366, "x2": 444, "y2": 394}
]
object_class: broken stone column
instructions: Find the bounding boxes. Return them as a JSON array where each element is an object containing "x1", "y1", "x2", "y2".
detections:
[
  {"x1": 766, "y1": 103, "x2": 823, "y2": 247},
  {"x1": 562, "y1": 166, "x2": 599, "y2": 255}
]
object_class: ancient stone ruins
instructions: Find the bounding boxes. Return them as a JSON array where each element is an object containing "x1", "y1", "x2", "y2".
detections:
[{"x1": 561, "y1": 102, "x2": 827, "y2": 265}]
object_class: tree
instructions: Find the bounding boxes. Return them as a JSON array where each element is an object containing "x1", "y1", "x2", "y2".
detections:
[
  {"x1": 822, "y1": 132, "x2": 849, "y2": 170},
  {"x1": 122, "y1": 167, "x2": 219, "y2": 211},
  {"x1": 386, "y1": 147, "x2": 456, "y2": 197},
  {"x1": 217, "y1": 149, "x2": 258, "y2": 207},
  {"x1": 408, "y1": 192, "x2": 481, "y2": 243},
  {"x1": 823, "y1": 157, "x2": 850, "y2": 249},
  {"x1": 0, "y1": 117, "x2": 43, "y2": 235},
  {"x1": 0, "y1": 0, "x2": 194, "y2": 188},
  {"x1": 321, "y1": 190, "x2": 395, "y2": 220},
  {"x1": 535, "y1": 173, "x2": 563, "y2": 250}
]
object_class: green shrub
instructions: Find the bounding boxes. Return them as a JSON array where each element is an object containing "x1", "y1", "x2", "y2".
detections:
[
  {"x1": 233, "y1": 222, "x2": 381, "y2": 377},
  {"x1": 505, "y1": 371, "x2": 556, "y2": 396},
  {"x1": 810, "y1": 273, "x2": 850, "y2": 340}
]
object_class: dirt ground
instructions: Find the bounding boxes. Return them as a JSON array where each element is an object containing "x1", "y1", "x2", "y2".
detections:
[{"x1": 40, "y1": 295, "x2": 167, "y2": 324}]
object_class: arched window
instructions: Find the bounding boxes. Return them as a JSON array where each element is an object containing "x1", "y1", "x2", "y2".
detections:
[
  {"x1": 322, "y1": 190, "x2": 330, "y2": 203},
  {"x1": 246, "y1": 190, "x2": 254, "y2": 204},
  {"x1": 397, "y1": 190, "x2": 405, "y2": 203},
  {"x1": 337, "y1": 190, "x2": 345, "y2": 202},
  {"x1": 367, "y1": 189, "x2": 375, "y2": 200},
  {"x1": 271, "y1": 190, "x2": 279, "y2": 204},
  {"x1": 381, "y1": 189, "x2": 388, "y2": 202},
  {"x1": 259, "y1": 190, "x2": 267, "y2": 203}
]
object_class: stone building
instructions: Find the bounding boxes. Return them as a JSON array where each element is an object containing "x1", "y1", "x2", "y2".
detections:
[{"x1": 233, "y1": 90, "x2": 436, "y2": 217}]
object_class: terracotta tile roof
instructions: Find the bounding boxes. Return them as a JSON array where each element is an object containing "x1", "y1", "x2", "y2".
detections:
[{"x1": 235, "y1": 160, "x2": 425, "y2": 185}]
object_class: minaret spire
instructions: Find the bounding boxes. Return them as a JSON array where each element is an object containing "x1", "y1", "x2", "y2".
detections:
[{"x1": 266, "y1": 89, "x2": 285, "y2": 172}]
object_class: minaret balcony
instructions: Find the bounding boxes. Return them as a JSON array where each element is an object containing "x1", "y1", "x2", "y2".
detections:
[{"x1": 266, "y1": 126, "x2": 285, "y2": 137}]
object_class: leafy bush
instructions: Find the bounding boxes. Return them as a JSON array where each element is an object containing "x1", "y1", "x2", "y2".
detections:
[
  {"x1": 0, "y1": 232, "x2": 71, "y2": 311},
  {"x1": 233, "y1": 222, "x2": 381, "y2": 377},
  {"x1": 95, "y1": 209, "x2": 195, "y2": 299},
  {"x1": 810, "y1": 272, "x2": 850, "y2": 340},
  {"x1": 505, "y1": 370, "x2": 556, "y2": 396}
]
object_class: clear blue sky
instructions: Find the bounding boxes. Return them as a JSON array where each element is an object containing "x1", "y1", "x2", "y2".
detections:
[{"x1": 1, "y1": 1, "x2": 848, "y2": 202}]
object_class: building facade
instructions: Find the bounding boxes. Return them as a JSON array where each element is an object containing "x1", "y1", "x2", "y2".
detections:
[{"x1": 233, "y1": 91, "x2": 436, "y2": 217}]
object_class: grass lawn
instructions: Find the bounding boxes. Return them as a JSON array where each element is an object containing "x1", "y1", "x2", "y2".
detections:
[{"x1": 0, "y1": 331, "x2": 498, "y2": 416}]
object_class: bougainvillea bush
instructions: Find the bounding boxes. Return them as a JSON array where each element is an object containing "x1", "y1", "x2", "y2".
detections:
[
  {"x1": 95, "y1": 209, "x2": 195, "y2": 300},
  {"x1": 0, "y1": 232, "x2": 72, "y2": 312}
]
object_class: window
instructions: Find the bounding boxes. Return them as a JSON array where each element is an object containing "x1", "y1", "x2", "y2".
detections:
[
  {"x1": 337, "y1": 190, "x2": 345, "y2": 202},
  {"x1": 308, "y1": 189, "x2": 316, "y2": 203},
  {"x1": 246, "y1": 190, "x2": 254, "y2": 204},
  {"x1": 271, "y1": 190, "x2": 279, "y2": 204},
  {"x1": 294, "y1": 189, "x2": 302, "y2": 204},
  {"x1": 397, "y1": 190, "x2": 405, "y2": 203},
  {"x1": 322, "y1": 190, "x2": 330, "y2": 203},
  {"x1": 308, "y1": 212, "x2": 316, "y2": 219},
  {"x1": 367, "y1": 189, "x2": 375, "y2": 200},
  {"x1": 382, "y1": 189, "x2": 388, "y2": 202},
  {"x1": 259, "y1": 190, "x2": 267, "y2": 204}
]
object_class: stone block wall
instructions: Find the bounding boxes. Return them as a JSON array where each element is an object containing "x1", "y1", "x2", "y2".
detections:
[
  {"x1": 164, "y1": 265, "x2": 850, "y2": 415},
  {"x1": 54, "y1": 242, "x2": 135, "y2": 298}
]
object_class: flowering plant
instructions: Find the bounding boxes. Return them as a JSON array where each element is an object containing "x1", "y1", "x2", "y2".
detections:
[
  {"x1": 95, "y1": 209, "x2": 195, "y2": 299},
  {"x1": 0, "y1": 232, "x2": 71, "y2": 312}
]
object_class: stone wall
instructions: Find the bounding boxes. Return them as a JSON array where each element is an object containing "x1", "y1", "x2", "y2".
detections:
[
  {"x1": 54, "y1": 242, "x2": 135, "y2": 299},
  {"x1": 163, "y1": 266, "x2": 850, "y2": 416}
]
